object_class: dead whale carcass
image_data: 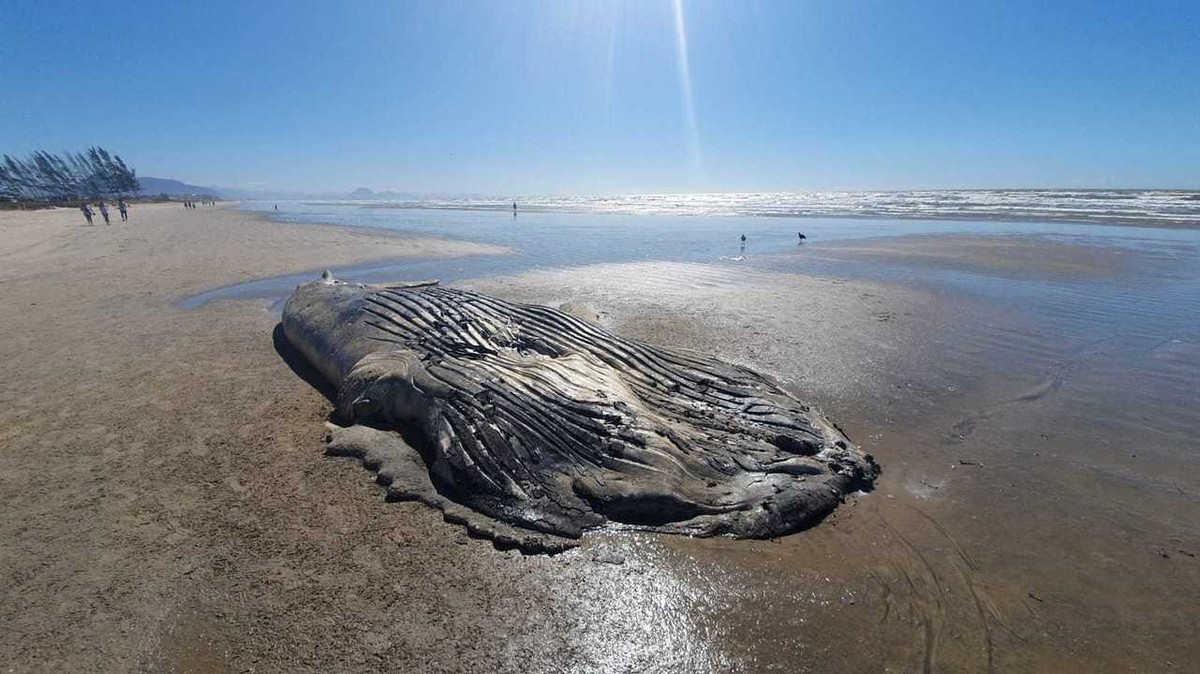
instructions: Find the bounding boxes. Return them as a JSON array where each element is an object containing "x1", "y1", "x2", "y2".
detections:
[{"x1": 282, "y1": 272, "x2": 879, "y2": 552}]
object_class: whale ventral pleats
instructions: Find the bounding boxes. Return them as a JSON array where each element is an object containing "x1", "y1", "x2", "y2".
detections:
[{"x1": 282, "y1": 274, "x2": 880, "y2": 552}]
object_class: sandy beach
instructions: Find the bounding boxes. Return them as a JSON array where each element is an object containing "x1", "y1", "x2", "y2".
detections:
[{"x1": 1, "y1": 204, "x2": 1196, "y2": 673}]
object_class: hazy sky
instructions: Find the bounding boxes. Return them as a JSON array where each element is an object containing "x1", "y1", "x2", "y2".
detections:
[{"x1": 2, "y1": 0, "x2": 1197, "y2": 194}]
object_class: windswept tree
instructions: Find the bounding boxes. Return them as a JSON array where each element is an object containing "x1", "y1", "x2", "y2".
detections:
[
  {"x1": 0, "y1": 146, "x2": 140, "y2": 202},
  {"x1": 0, "y1": 157, "x2": 24, "y2": 201}
]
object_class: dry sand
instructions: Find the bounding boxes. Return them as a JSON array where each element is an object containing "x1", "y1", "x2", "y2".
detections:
[{"x1": 1, "y1": 204, "x2": 1196, "y2": 673}]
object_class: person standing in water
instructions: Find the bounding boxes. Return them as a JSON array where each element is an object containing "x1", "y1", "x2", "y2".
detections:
[
  {"x1": 118, "y1": 199, "x2": 128, "y2": 222},
  {"x1": 512, "y1": 200, "x2": 517, "y2": 215},
  {"x1": 80, "y1": 203, "x2": 94, "y2": 226},
  {"x1": 98, "y1": 201, "x2": 111, "y2": 225}
]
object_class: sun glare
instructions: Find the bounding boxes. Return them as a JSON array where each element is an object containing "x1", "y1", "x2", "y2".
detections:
[{"x1": 672, "y1": 0, "x2": 704, "y2": 181}]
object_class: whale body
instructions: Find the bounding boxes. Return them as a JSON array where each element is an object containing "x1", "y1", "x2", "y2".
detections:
[{"x1": 282, "y1": 273, "x2": 880, "y2": 552}]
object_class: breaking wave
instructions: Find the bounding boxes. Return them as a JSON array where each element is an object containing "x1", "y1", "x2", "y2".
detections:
[{"x1": 346, "y1": 190, "x2": 1199, "y2": 227}]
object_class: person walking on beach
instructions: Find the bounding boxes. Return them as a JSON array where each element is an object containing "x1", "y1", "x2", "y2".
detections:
[
  {"x1": 513, "y1": 201, "x2": 517, "y2": 214},
  {"x1": 118, "y1": 199, "x2": 128, "y2": 222},
  {"x1": 98, "y1": 201, "x2": 111, "y2": 225},
  {"x1": 80, "y1": 203, "x2": 93, "y2": 226}
]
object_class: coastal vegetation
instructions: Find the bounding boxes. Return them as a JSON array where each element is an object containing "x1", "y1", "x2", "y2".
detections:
[{"x1": 0, "y1": 146, "x2": 140, "y2": 205}]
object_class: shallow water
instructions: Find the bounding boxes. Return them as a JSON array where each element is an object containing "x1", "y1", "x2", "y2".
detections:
[{"x1": 185, "y1": 201, "x2": 1199, "y2": 308}]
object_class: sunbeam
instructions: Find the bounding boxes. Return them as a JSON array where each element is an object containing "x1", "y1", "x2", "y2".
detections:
[{"x1": 672, "y1": 0, "x2": 704, "y2": 182}]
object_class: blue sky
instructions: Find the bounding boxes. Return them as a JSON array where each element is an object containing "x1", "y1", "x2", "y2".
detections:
[{"x1": 1, "y1": 0, "x2": 1197, "y2": 194}]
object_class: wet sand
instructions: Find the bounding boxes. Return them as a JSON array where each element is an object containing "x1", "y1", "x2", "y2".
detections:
[
  {"x1": 816, "y1": 233, "x2": 1140, "y2": 279},
  {"x1": 1, "y1": 205, "x2": 1196, "y2": 672}
]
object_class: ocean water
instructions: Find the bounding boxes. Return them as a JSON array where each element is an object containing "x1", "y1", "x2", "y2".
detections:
[{"x1": 326, "y1": 189, "x2": 1199, "y2": 227}]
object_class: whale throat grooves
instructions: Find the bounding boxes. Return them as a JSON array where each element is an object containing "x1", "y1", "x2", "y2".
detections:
[{"x1": 282, "y1": 274, "x2": 880, "y2": 552}]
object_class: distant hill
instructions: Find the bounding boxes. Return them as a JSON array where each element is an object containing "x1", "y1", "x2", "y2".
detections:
[
  {"x1": 137, "y1": 176, "x2": 221, "y2": 198},
  {"x1": 346, "y1": 187, "x2": 433, "y2": 200}
]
